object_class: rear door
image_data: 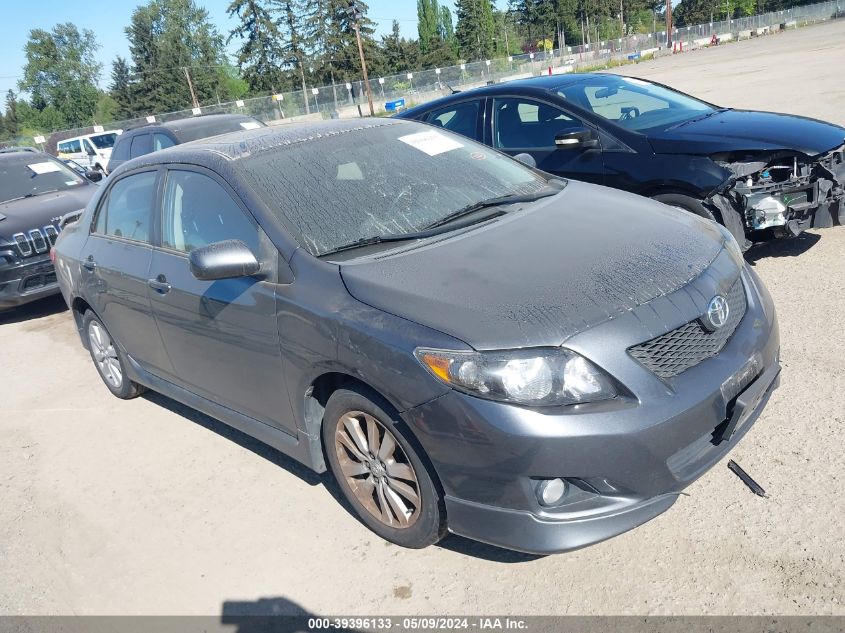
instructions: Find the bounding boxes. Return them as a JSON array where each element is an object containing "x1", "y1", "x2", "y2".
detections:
[
  {"x1": 82, "y1": 169, "x2": 173, "y2": 375},
  {"x1": 487, "y1": 96, "x2": 605, "y2": 185},
  {"x1": 146, "y1": 166, "x2": 293, "y2": 433},
  {"x1": 422, "y1": 99, "x2": 485, "y2": 142}
]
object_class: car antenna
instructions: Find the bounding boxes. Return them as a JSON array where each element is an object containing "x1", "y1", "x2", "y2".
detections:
[{"x1": 446, "y1": 83, "x2": 461, "y2": 95}]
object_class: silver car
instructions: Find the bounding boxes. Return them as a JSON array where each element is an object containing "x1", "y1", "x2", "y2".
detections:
[{"x1": 54, "y1": 119, "x2": 780, "y2": 554}]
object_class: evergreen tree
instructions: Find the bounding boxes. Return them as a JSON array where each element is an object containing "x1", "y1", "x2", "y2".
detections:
[
  {"x1": 455, "y1": 0, "x2": 496, "y2": 60},
  {"x1": 438, "y1": 5, "x2": 455, "y2": 43},
  {"x1": 4, "y1": 90, "x2": 18, "y2": 138},
  {"x1": 109, "y1": 56, "x2": 134, "y2": 119},
  {"x1": 277, "y1": 0, "x2": 315, "y2": 113},
  {"x1": 417, "y1": 0, "x2": 440, "y2": 54},
  {"x1": 126, "y1": 0, "x2": 231, "y2": 113},
  {"x1": 227, "y1": 0, "x2": 285, "y2": 94}
]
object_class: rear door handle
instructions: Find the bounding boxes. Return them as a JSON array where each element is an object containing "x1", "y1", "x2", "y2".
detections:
[
  {"x1": 147, "y1": 275, "x2": 171, "y2": 294},
  {"x1": 83, "y1": 256, "x2": 97, "y2": 271}
]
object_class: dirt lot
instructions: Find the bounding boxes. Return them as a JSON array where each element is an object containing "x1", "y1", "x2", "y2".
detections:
[{"x1": 1, "y1": 20, "x2": 844, "y2": 617}]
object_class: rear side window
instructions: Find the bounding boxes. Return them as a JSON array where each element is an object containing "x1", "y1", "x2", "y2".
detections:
[
  {"x1": 425, "y1": 101, "x2": 480, "y2": 140},
  {"x1": 130, "y1": 134, "x2": 153, "y2": 159},
  {"x1": 153, "y1": 133, "x2": 175, "y2": 151},
  {"x1": 94, "y1": 171, "x2": 157, "y2": 243},
  {"x1": 161, "y1": 170, "x2": 259, "y2": 254}
]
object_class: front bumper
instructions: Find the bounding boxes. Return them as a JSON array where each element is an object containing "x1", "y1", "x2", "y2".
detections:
[
  {"x1": 0, "y1": 253, "x2": 60, "y2": 310},
  {"x1": 401, "y1": 264, "x2": 780, "y2": 554}
]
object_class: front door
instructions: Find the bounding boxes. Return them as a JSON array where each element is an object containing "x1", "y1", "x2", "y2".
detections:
[
  {"x1": 146, "y1": 167, "x2": 293, "y2": 433},
  {"x1": 488, "y1": 96, "x2": 605, "y2": 185},
  {"x1": 83, "y1": 169, "x2": 173, "y2": 375}
]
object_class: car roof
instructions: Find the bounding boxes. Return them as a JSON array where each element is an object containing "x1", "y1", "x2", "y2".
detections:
[
  {"x1": 399, "y1": 73, "x2": 627, "y2": 117},
  {"x1": 110, "y1": 118, "x2": 414, "y2": 175},
  {"x1": 0, "y1": 146, "x2": 40, "y2": 154},
  {"x1": 124, "y1": 113, "x2": 258, "y2": 134}
]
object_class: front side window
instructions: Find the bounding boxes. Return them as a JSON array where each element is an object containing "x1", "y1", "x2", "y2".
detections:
[
  {"x1": 492, "y1": 98, "x2": 583, "y2": 149},
  {"x1": 94, "y1": 171, "x2": 156, "y2": 243},
  {"x1": 161, "y1": 170, "x2": 259, "y2": 254},
  {"x1": 0, "y1": 154, "x2": 85, "y2": 204},
  {"x1": 240, "y1": 122, "x2": 550, "y2": 256},
  {"x1": 426, "y1": 101, "x2": 480, "y2": 140},
  {"x1": 557, "y1": 76, "x2": 714, "y2": 130}
]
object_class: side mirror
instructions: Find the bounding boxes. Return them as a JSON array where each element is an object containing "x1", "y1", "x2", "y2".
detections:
[
  {"x1": 513, "y1": 152, "x2": 537, "y2": 168},
  {"x1": 86, "y1": 146, "x2": 96, "y2": 156},
  {"x1": 554, "y1": 127, "x2": 599, "y2": 150},
  {"x1": 84, "y1": 169, "x2": 103, "y2": 182},
  {"x1": 188, "y1": 239, "x2": 260, "y2": 281}
]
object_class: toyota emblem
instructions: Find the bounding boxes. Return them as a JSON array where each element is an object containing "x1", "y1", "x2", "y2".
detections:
[{"x1": 703, "y1": 295, "x2": 730, "y2": 331}]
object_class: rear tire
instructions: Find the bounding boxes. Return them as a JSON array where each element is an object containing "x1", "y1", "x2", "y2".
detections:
[
  {"x1": 653, "y1": 192, "x2": 749, "y2": 252},
  {"x1": 82, "y1": 310, "x2": 146, "y2": 400},
  {"x1": 322, "y1": 386, "x2": 446, "y2": 549}
]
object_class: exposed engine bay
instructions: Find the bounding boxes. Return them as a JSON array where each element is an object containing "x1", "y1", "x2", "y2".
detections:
[{"x1": 707, "y1": 143, "x2": 845, "y2": 239}]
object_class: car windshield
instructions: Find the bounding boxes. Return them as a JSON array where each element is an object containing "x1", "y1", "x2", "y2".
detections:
[
  {"x1": 89, "y1": 133, "x2": 118, "y2": 149},
  {"x1": 239, "y1": 122, "x2": 551, "y2": 256},
  {"x1": 0, "y1": 154, "x2": 85, "y2": 204},
  {"x1": 556, "y1": 76, "x2": 716, "y2": 131}
]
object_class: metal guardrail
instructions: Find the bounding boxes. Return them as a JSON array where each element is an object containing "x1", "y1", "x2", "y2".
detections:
[{"x1": 10, "y1": 0, "x2": 845, "y2": 152}]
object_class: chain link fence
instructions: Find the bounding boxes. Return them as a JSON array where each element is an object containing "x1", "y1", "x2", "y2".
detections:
[{"x1": 8, "y1": 0, "x2": 845, "y2": 154}]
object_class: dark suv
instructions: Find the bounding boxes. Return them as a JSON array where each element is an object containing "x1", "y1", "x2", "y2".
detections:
[
  {"x1": 0, "y1": 149, "x2": 98, "y2": 310},
  {"x1": 107, "y1": 114, "x2": 264, "y2": 173}
]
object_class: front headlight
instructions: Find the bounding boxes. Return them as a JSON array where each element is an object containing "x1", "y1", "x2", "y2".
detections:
[{"x1": 415, "y1": 347, "x2": 617, "y2": 406}]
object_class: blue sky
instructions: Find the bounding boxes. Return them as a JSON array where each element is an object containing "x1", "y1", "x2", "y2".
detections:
[{"x1": 0, "y1": 0, "x2": 468, "y2": 96}]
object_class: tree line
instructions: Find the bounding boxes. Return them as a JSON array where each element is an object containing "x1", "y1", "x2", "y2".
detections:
[{"x1": 0, "y1": 0, "x2": 832, "y2": 139}]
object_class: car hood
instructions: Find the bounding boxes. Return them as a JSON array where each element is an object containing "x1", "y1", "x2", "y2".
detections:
[
  {"x1": 340, "y1": 181, "x2": 727, "y2": 350},
  {"x1": 649, "y1": 109, "x2": 845, "y2": 157},
  {"x1": 0, "y1": 186, "x2": 94, "y2": 240}
]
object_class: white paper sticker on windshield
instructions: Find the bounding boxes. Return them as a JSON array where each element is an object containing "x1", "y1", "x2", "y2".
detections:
[
  {"x1": 27, "y1": 161, "x2": 61, "y2": 175},
  {"x1": 398, "y1": 130, "x2": 463, "y2": 156},
  {"x1": 240, "y1": 121, "x2": 261, "y2": 130}
]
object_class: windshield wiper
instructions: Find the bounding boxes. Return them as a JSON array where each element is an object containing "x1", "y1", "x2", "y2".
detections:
[
  {"x1": 0, "y1": 190, "x2": 59, "y2": 205},
  {"x1": 422, "y1": 186, "x2": 563, "y2": 231},
  {"x1": 670, "y1": 108, "x2": 730, "y2": 129},
  {"x1": 320, "y1": 185, "x2": 564, "y2": 257}
]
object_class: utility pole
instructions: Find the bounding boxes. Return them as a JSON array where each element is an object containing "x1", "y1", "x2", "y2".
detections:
[
  {"x1": 347, "y1": 2, "x2": 375, "y2": 116},
  {"x1": 666, "y1": 0, "x2": 673, "y2": 48},
  {"x1": 619, "y1": 0, "x2": 624, "y2": 39},
  {"x1": 183, "y1": 66, "x2": 199, "y2": 109}
]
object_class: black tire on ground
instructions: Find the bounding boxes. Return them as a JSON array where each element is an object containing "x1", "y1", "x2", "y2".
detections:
[
  {"x1": 322, "y1": 386, "x2": 447, "y2": 549},
  {"x1": 653, "y1": 192, "x2": 749, "y2": 251},
  {"x1": 82, "y1": 310, "x2": 146, "y2": 400}
]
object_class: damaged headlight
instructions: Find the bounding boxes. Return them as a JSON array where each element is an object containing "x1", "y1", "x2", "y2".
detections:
[{"x1": 415, "y1": 347, "x2": 617, "y2": 406}]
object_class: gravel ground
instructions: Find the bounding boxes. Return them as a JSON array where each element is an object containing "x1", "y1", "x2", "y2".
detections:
[{"x1": 0, "y1": 20, "x2": 843, "y2": 617}]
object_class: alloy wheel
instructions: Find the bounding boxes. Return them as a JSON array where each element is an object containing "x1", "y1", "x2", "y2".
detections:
[
  {"x1": 87, "y1": 320, "x2": 123, "y2": 389},
  {"x1": 334, "y1": 411, "x2": 421, "y2": 528}
]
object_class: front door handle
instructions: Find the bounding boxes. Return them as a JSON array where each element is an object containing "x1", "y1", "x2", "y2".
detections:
[
  {"x1": 83, "y1": 256, "x2": 97, "y2": 271},
  {"x1": 147, "y1": 275, "x2": 171, "y2": 294}
]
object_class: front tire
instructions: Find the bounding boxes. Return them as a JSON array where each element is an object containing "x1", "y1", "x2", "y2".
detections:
[
  {"x1": 83, "y1": 311, "x2": 146, "y2": 399},
  {"x1": 322, "y1": 387, "x2": 446, "y2": 549}
]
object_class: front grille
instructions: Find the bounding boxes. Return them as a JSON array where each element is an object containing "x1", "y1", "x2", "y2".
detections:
[
  {"x1": 12, "y1": 224, "x2": 61, "y2": 258},
  {"x1": 628, "y1": 278, "x2": 747, "y2": 379}
]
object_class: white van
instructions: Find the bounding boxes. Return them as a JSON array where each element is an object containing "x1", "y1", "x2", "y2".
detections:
[{"x1": 56, "y1": 130, "x2": 122, "y2": 173}]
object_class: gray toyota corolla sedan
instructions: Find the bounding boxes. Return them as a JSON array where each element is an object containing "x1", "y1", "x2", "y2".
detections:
[{"x1": 54, "y1": 119, "x2": 780, "y2": 554}]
